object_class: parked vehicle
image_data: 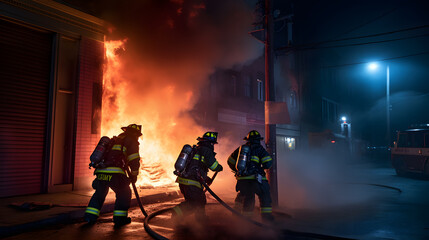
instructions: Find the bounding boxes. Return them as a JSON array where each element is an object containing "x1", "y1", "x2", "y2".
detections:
[{"x1": 391, "y1": 127, "x2": 429, "y2": 177}]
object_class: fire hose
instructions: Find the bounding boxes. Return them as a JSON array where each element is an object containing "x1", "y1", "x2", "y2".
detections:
[
  {"x1": 125, "y1": 168, "x2": 148, "y2": 217},
  {"x1": 143, "y1": 172, "x2": 353, "y2": 240}
]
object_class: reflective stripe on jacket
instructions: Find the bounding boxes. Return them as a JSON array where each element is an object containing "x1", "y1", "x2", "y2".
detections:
[
  {"x1": 95, "y1": 167, "x2": 126, "y2": 175},
  {"x1": 235, "y1": 174, "x2": 268, "y2": 181},
  {"x1": 176, "y1": 176, "x2": 202, "y2": 189}
]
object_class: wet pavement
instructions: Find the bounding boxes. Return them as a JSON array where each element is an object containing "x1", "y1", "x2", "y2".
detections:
[
  {"x1": 2, "y1": 167, "x2": 429, "y2": 240},
  {"x1": 0, "y1": 186, "x2": 180, "y2": 238}
]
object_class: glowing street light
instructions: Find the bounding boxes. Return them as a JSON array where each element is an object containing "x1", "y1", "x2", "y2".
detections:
[{"x1": 368, "y1": 62, "x2": 379, "y2": 71}]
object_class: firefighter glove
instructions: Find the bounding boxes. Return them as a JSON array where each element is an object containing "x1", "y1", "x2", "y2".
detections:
[{"x1": 205, "y1": 177, "x2": 213, "y2": 185}]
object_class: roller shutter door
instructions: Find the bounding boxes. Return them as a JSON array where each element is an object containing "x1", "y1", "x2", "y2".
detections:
[{"x1": 0, "y1": 19, "x2": 52, "y2": 197}]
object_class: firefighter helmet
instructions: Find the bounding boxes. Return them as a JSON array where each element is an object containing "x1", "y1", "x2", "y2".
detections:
[
  {"x1": 243, "y1": 130, "x2": 263, "y2": 141},
  {"x1": 121, "y1": 124, "x2": 142, "y2": 136},
  {"x1": 197, "y1": 131, "x2": 218, "y2": 144}
]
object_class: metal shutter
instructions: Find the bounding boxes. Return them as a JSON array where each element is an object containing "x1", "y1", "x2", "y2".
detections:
[{"x1": 0, "y1": 19, "x2": 52, "y2": 197}]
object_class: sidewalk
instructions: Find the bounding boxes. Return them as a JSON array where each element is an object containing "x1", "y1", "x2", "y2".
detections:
[{"x1": 0, "y1": 186, "x2": 181, "y2": 238}]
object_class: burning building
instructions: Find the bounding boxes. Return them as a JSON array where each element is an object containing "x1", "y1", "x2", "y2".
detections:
[{"x1": 0, "y1": 0, "x2": 265, "y2": 197}]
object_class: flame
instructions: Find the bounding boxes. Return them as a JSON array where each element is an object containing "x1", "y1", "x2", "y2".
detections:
[{"x1": 102, "y1": 39, "x2": 201, "y2": 188}]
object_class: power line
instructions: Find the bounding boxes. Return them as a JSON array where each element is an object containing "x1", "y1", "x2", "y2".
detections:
[
  {"x1": 297, "y1": 33, "x2": 429, "y2": 51},
  {"x1": 277, "y1": 25, "x2": 429, "y2": 53},
  {"x1": 278, "y1": 8, "x2": 398, "y2": 53},
  {"x1": 287, "y1": 24, "x2": 429, "y2": 51},
  {"x1": 331, "y1": 8, "x2": 397, "y2": 40},
  {"x1": 322, "y1": 51, "x2": 429, "y2": 69}
]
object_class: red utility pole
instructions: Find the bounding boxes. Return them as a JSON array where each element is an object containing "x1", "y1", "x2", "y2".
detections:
[{"x1": 264, "y1": 0, "x2": 278, "y2": 207}]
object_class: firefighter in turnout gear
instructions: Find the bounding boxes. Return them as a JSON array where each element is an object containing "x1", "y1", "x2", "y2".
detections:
[
  {"x1": 172, "y1": 132, "x2": 223, "y2": 220},
  {"x1": 227, "y1": 130, "x2": 274, "y2": 222},
  {"x1": 84, "y1": 124, "x2": 142, "y2": 227}
]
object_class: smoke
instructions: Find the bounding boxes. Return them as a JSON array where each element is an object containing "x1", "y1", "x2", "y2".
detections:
[
  {"x1": 277, "y1": 149, "x2": 381, "y2": 210},
  {"x1": 349, "y1": 90, "x2": 429, "y2": 145},
  {"x1": 171, "y1": 204, "x2": 280, "y2": 240},
  {"x1": 97, "y1": 0, "x2": 263, "y2": 186}
]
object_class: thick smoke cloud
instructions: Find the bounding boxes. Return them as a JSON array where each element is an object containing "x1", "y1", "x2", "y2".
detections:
[
  {"x1": 99, "y1": 0, "x2": 263, "y2": 127},
  {"x1": 86, "y1": 0, "x2": 263, "y2": 186}
]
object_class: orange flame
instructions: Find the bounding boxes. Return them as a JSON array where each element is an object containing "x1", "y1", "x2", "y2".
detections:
[{"x1": 102, "y1": 39, "x2": 203, "y2": 188}]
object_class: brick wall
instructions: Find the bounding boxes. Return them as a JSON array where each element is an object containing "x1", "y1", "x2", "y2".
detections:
[{"x1": 74, "y1": 37, "x2": 104, "y2": 190}]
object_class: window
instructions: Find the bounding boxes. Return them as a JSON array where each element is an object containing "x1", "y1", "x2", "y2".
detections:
[
  {"x1": 321, "y1": 97, "x2": 338, "y2": 123},
  {"x1": 257, "y1": 79, "x2": 264, "y2": 101},
  {"x1": 92, "y1": 82, "x2": 102, "y2": 134},
  {"x1": 289, "y1": 90, "x2": 297, "y2": 109},
  {"x1": 285, "y1": 137, "x2": 296, "y2": 150},
  {"x1": 244, "y1": 76, "x2": 251, "y2": 97},
  {"x1": 398, "y1": 132, "x2": 424, "y2": 148},
  {"x1": 412, "y1": 133, "x2": 424, "y2": 148}
]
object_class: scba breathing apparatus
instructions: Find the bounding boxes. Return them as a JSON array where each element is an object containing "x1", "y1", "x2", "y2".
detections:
[
  {"x1": 173, "y1": 144, "x2": 196, "y2": 176},
  {"x1": 89, "y1": 124, "x2": 142, "y2": 169},
  {"x1": 235, "y1": 130, "x2": 265, "y2": 182},
  {"x1": 173, "y1": 131, "x2": 218, "y2": 177},
  {"x1": 89, "y1": 136, "x2": 115, "y2": 169},
  {"x1": 236, "y1": 144, "x2": 250, "y2": 176}
]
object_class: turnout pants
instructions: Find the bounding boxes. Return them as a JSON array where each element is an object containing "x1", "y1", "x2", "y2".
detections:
[
  {"x1": 85, "y1": 173, "x2": 131, "y2": 222},
  {"x1": 234, "y1": 179, "x2": 273, "y2": 220},
  {"x1": 173, "y1": 184, "x2": 207, "y2": 219}
]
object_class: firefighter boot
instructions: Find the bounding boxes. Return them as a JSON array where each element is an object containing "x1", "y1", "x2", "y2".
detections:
[
  {"x1": 261, "y1": 213, "x2": 275, "y2": 223},
  {"x1": 83, "y1": 213, "x2": 97, "y2": 225},
  {"x1": 113, "y1": 216, "x2": 132, "y2": 228}
]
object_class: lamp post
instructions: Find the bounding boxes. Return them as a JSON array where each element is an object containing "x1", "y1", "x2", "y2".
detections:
[{"x1": 368, "y1": 62, "x2": 391, "y2": 146}]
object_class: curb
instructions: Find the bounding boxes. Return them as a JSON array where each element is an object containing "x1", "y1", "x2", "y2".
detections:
[{"x1": 0, "y1": 190, "x2": 181, "y2": 238}]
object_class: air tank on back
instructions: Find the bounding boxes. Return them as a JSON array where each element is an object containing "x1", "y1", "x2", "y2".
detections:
[
  {"x1": 89, "y1": 136, "x2": 111, "y2": 168},
  {"x1": 174, "y1": 144, "x2": 193, "y2": 176},
  {"x1": 236, "y1": 144, "x2": 250, "y2": 176}
]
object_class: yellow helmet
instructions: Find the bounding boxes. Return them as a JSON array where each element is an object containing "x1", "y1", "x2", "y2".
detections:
[
  {"x1": 121, "y1": 124, "x2": 142, "y2": 136},
  {"x1": 244, "y1": 130, "x2": 263, "y2": 141},
  {"x1": 197, "y1": 131, "x2": 218, "y2": 144}
]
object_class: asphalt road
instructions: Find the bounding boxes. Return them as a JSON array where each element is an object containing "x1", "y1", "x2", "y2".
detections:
[{"x1": 4, "y1": 167, "x2": 429, "y2": 240}]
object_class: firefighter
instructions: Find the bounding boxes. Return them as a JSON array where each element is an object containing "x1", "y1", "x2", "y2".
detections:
[
  {"x1": 172, "y1": 131, "x2": 223, "y2": 220},
  {"x1": 84, "y1": 124, "x2": 142, "y2": 227},
  {"x1": 227, "y1": 130, "x2": 274, "y2": 222}
]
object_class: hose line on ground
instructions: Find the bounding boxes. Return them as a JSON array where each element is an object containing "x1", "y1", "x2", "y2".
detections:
[
  {"x1": 143, "y1": 173, "x2": 355, "y2": 240},
  {"x1": 125, "y1": 168, "x2": 148, "y2": 217},
  {"x1": 144, "y1": 207, "x2": 172, "y2": 240},
  {"x1": 200, "y1": 179, "x2": 354, "y2": 240}
]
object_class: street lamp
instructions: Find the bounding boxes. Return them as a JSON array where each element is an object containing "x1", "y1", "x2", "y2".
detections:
[{"x1": 367, "y1": 62, "x2": 390, "y2": 146}]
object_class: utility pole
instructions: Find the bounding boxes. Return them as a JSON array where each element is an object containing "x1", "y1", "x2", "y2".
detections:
[
  {"x1": 386, "y1": 65, "x2": 390, "y2": 147},
  {"x1": 264, "y1": 0, "x2": 278, "y2": 207}
]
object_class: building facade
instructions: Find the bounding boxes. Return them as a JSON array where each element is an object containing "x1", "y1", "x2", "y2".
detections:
[{"x1": 0, "y1": 0, "x2": 104, "y2": 197}]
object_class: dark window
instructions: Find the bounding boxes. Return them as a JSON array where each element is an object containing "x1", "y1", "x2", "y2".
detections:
[
  {"x1": 398, "y1": 132, "x2": 424, "y2": 148},
  {"x1": 289, "y1": 90, "x2": 297, "y2": 109},
  {"x1": 412, "y1": 133, "x2": 424, "y2": 148},
  {"x1": 92, "y1": 82, "x2": 102, "y2": 134},
  {"x1": 397, "y1": 133, "x2": 409, "y2": 147},
  {"x1": 257, "y1": 79, "x2": 264, "y2": 101},
  {"x1": 244, "y1": 76, "x2": 251, "y2": 97},
  {"x1": 322, "y1": 98, "x2": 338, "y2": 123}
]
